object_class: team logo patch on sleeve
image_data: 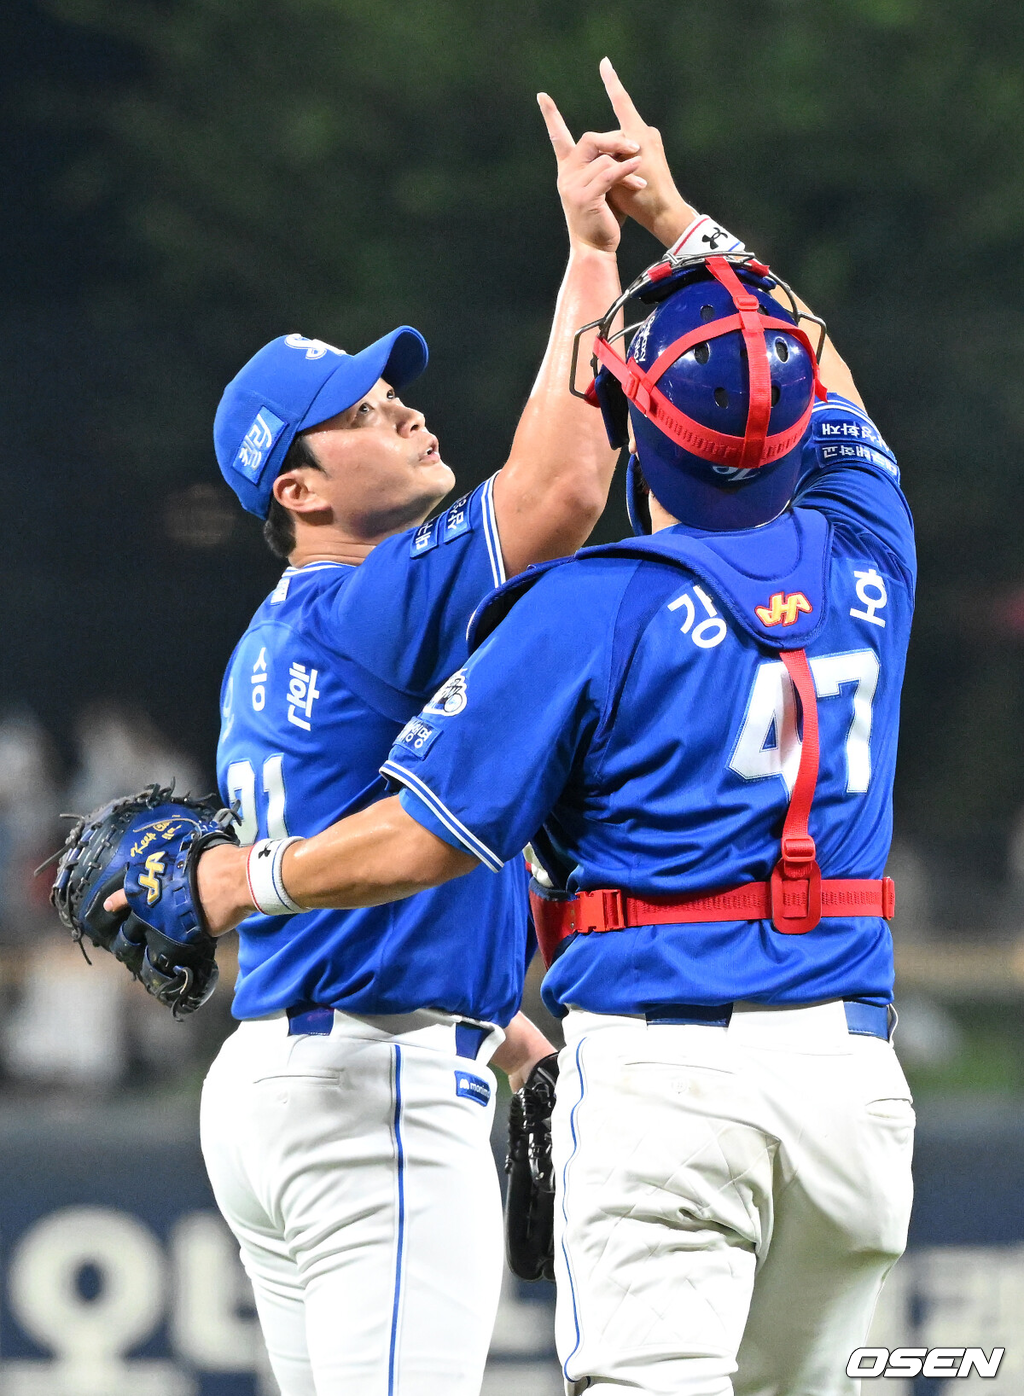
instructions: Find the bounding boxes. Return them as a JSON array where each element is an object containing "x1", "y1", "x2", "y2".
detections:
[
  {"x1": 455, "y1": 1071, "x2": 491, "y2": 1106},
  {"x1": 755, "y1": 592, "x2": 813, "y2": 627},
  {"x1": 394, "y1": 716, "x2": 442, "y2": 758},
  {"x1": 425, "y1": 670, "x2": 468, "y2": 716}
]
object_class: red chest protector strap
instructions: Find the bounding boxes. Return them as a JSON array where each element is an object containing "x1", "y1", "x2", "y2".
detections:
[{"x1": 529, "y1": 647, "x2": 895, "y2": 969}]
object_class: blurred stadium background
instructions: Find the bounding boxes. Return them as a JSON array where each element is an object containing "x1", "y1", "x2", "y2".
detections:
[{"x1": 1, "y1": 0, "x2": 1023, "y2": 1390}]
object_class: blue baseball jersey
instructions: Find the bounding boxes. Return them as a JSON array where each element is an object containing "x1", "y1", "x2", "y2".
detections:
[
  {"x1": 382, "y1": 395, "x2": 915, "y2": 1017},
  {"x1": 216, "y1": 477, "x2": 529, "y2": 1024}
]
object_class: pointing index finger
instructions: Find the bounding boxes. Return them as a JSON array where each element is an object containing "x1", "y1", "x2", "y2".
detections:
[
  {"x1": 599, "y1": 56, "x2": 644, "y2": 129},
  {"x1": 537, "y1": 92, "x2": 575, "y2": 160}
]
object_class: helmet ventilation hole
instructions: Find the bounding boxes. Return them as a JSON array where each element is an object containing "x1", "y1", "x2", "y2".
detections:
[
  {"x1": 714, "y1": 387, "x2": 729, "y2": 409},
  {"x1": 771, "y1": 384, "x2": 780, "y2": 406},
  {"x1": 700, "y1": 304, "x2": 715, "y2": 322},
  {"x1": 775, "y1": 338, "x2": 790, "y2": 361},
  {"x1": 694, "y1": 342, "x2": 710, "y2": 365}
]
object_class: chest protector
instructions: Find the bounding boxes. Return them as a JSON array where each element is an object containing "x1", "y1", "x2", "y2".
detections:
[{"x1": 470, "y1": 507, "x2": 895, "y2": 968}]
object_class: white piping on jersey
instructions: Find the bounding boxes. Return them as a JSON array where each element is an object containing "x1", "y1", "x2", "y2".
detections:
[
  {"x1": 380, "y1": 762, "x2": 505, "y2": 873},
  {"x1": 282, "y1": 561, "x2": 354, "y2": 575},
  {"x1": 481, "y1": 475, "x2": 506, "y2": 588},
  {"x1": 812, "y1": 395, "x2": 875, "y2": 428}
]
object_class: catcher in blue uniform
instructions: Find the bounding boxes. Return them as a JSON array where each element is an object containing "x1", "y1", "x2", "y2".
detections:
[{"x1": 78, "y1": 65, "x2": 913, "y2": 1395}]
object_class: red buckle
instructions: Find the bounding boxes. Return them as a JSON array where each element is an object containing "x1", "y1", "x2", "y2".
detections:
[
  {"x1": 575, "y1": 888, "x2": 627, "y2": 935},
  {"x1": 583, "y1": 378, "x2": 600, "y2": 408},
  {"x1": 647, "y1": 260, "x2": 674, "y2": 282},
  {"x1": 770, "y1": 858, "x2": 822, "y2": 935},
  {"x1": 733, "y1": 291, "x2": 760, "y2": 312},
  {"x1": 882, "y1": 876, "x2": 896, "y2": 921},
  {"x1": 780, "y1": 834, "x2": 816, "y2": 877}
]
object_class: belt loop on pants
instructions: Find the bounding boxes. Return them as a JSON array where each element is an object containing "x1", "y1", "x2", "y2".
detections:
[
  {"x1": 285, "y1": 1006, "x2": 495, "y2": 1059},
  {"x1": 454, "y1": 1023, "x2": 492, "y2": 1060},
  {"x1": 287, "y1": 1006, "x2": 335, "y2": 1036},
  {"x1": 644, "y1": 1000, "x2": 892, "y2": 1041}
]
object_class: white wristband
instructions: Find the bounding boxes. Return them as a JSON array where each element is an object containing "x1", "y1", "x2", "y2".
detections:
[
  {"x1": 669, "y1": 213, "x2": 746, "y2": 260},
  {"x1": 246, "y1": 837, "x2": 304, "y2": 916}
]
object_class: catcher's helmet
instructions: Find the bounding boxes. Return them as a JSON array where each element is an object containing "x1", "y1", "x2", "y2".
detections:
[{"x1": 577, "y1": 253, "x2": 826, "y2": 533}]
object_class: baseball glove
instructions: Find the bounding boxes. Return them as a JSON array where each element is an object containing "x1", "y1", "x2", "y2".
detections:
[
  {"x1": 49, "y1": 784, "x2": 237, "y2": 1017},
  {"x1": 505, "y1": 1052, "x2": 560, "y2": 1282}
]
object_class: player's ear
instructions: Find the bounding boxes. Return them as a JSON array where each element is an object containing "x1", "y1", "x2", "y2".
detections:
[{"x1": 273, "y1": 469, "x2": 330, "y2": 519}]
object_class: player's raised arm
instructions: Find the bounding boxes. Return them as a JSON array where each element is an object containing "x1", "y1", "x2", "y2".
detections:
[
  {"x1": 489, "y1": 98, "x2": 644, "y2": 576},
  {"x1": 597, "y1": 58, "x2": 864, "y2": 408}
]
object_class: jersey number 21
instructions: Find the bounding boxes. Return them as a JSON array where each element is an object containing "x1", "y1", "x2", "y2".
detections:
[{"x1": 226, "y1": 755, "x2": 289, "y2": 845}]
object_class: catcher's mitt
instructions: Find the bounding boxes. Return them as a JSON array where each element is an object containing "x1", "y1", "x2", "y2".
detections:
[
  {"x1": 49, "y1": 784, "x2": 237, "y2": 1017},
  {"x1": 505, "y1": 1052, "x2": 560, "y2": 1282}
]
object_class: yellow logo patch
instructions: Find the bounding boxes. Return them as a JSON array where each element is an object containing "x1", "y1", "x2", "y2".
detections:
[
  {"x1": 138, "y1": 851, "x2": 166, "y2": 905},
  {"x1": 755, "y1": 591, "x2": 813, "y2": 628}
]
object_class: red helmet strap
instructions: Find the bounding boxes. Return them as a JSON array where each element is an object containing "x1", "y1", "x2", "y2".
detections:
[
  {"x1": 708, "y1": 257, "x2": 774, "y2": 470},
  {"x1": 593, "y1": 255, "x2": 826, "y2": 470}
]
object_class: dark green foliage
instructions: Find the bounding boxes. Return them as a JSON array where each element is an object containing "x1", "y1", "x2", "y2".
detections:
[{"x1": 6, "y1": 0, "x2": 1024, "y2": 860}]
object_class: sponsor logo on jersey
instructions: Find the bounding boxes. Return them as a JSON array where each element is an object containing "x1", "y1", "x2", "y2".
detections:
[
  {"x1": 813, "y1": 415, "x2": 892, "y2": 456},
  {"x1": 425, "y1": 670, "x2": 468, "y2": 716},
  {"x1": 410, "y1": 516, "x2": 440, "y2": 557},
  {"x1": 754, "y1": 591, "x2": 813, "y2": 627},
  {"x1": 847, "y1": 1347, "x2": 1003, "y2": 1380},
  {"x1": 817, "y1": 441, "x2": 899, "y2": 478},
  {"x1": 395, "y1": 716, "x2": 441, "y2": 758},
  {"x1": 232, "y1": 408, "x2": 287, "y2": 482},
  {"x1": 137, "y1": 851, "x2": 166, "y2": 905},
  {"x1": 442, "y1": 493, "x2": 472, "y2": 542},
  {"x1": 283, "y1": 334, "x2": 346, "y2": 360},
  {"x1": 454, "y1": 1071, "x2": 491, "y2": 1106}
]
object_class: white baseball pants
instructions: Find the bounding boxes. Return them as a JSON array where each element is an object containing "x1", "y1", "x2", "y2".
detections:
[
  {"x1": 200, "y1": 1011, "x2": 505, "y2": 1396},
  {"x1": 553, "y1": 1001, "x2": 915, "y2": 1396}
]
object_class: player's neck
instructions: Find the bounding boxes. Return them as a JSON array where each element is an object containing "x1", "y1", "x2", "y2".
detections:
[
  {"x1": 288, "y1": 536, "x2": 377, "y2": 568},
  {"x1": 649, "y1": 494, "x2": 681, "y2": 532}
]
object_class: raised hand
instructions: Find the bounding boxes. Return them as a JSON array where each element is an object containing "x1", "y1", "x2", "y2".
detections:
[
  {"x1": 537, "y1": 91, "x2": 645, "y2": 255},
  {"x1": 598, "y1": 57, "x2": 694, "y2": 248}
]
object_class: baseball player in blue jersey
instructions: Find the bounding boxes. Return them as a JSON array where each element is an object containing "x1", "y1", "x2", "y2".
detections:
[
  {"x1": 187, "y1": 102, "x2": 644, "y2": 1396},
  {"x1": 179, "y1": 65, "x2": 916, "y2": 1396}
]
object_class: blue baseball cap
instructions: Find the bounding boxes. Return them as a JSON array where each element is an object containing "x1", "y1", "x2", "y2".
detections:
[{"x1": 214, "y1": 327, "x2": 429, "y2": 517}]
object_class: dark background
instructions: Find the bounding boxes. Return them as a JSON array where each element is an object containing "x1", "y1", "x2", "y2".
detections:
[
  {"x1": 0, "y1": 6, "x2": 1022, "y2": 1387},
  {"x1": 4, "y1": 0, "x2": 1024, "y2": 894}
]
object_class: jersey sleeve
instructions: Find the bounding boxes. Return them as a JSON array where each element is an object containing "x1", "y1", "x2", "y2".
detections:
[
  {"x1": 380, "y1": 564, "x2": 611, "y2": 870},
  {"x1": 795, "y1": 393, "x2": 915, "y2": 586},
  {"x1": 325, "y1": 477, "x2": 506, "y2": 702}
]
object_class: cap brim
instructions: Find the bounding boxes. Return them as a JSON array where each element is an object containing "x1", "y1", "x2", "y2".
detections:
[{"x1": 298, "y1": 326, "x2": 428, "y2": 431}]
